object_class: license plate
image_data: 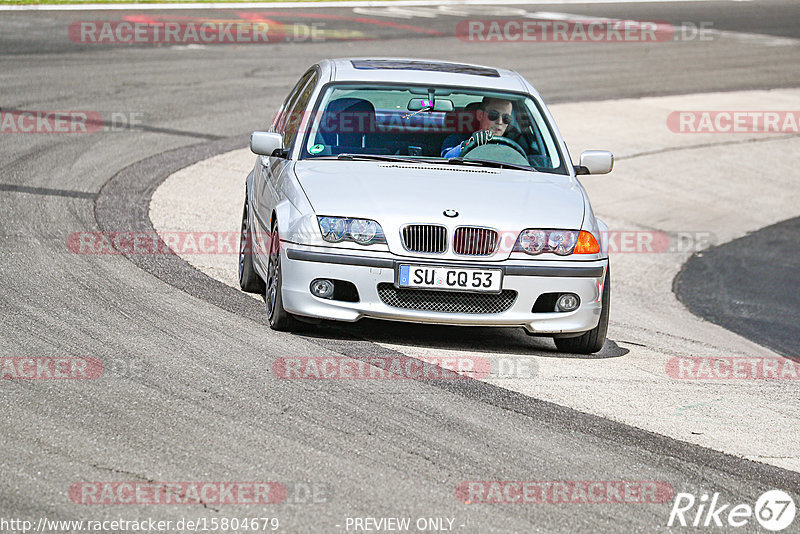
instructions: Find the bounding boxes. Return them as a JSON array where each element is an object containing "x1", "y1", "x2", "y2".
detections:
[{"x1": 397, "y1": 265, "x2": 502, "y2": 293}]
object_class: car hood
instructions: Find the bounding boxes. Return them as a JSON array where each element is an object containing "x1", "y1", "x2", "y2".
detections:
[{"x1": 293, "y1": 160, "x2": 585, "y2": 259}]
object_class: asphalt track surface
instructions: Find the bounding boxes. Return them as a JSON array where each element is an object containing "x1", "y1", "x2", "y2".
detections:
[
  {"x1": 2, "y1": 1, "x2": 799, "y2": 532},
  {"x1": 675, "y1": 216, "x2": 800, "y2": 361}
]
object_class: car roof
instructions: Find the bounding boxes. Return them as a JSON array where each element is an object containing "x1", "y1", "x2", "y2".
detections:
[{"x1": 322, "y1": 58, "x2": 530, "y2": 93}]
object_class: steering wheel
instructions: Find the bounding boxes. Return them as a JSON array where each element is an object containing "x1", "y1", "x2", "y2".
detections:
[{"x1": 460, "y1": 135, "x2": 529, "y2": 160}]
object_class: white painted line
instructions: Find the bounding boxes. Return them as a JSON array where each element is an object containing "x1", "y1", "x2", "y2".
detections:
[
  {"x1": 714, "y1": 29, "x2": 800, "y2": 47},
  {"x1": 0, "y1": 0, "x2": 753, "y2": 13}
]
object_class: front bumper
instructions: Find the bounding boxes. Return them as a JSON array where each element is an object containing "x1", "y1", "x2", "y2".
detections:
[{"x1": 279, "y1": 245, "x2": 608, "y2": 334}]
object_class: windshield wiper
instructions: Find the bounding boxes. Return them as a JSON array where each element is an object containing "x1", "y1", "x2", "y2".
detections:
[
  {"x1": 445, "y1": 157, "x2": 541, "y2": 172},
  {"x1": 315, "y1": 153, "x2": 540, "y2": 171},
  {"x1": 333, "y1": 154, "x2": 465, "y2": 165},
  {"x1": 335, "y1": 154, "x2": 425, "y2": 163}
]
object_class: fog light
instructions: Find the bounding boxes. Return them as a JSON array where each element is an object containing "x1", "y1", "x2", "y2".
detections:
[
  {"x1": 555, "y1": 293, "x2": 580, "y2": 312},
  {"x1": 310, "y1": 279, "x2": 335, "y2": 299}
]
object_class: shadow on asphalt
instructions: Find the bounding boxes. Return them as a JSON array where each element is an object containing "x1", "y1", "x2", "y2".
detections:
[{"x1": 298, "y1": 319, "x2": 629, "y2": 360}]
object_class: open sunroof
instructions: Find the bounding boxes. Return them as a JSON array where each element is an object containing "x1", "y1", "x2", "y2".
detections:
[{"x1": 350, "y1": 59, "x2": 500, "y2": 78}]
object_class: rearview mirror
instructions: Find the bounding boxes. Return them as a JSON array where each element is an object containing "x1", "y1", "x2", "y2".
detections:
[
  {"x1": 407, "y1": 98, "x2": 455, "y2": 112},
  {"x1": 250, "y1": 131, "x2": 284, "y2": 156},
  {"x1": 575, "y1": 150, "x2": 614, "y2": 175}
]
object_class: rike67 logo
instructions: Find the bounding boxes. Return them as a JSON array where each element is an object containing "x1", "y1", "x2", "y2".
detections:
[{"x1": 668, "y1": 490, "x2": 796, "y2": 531}]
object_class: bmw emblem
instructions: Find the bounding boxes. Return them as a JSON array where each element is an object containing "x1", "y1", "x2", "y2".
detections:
[{"x1": 443, "y1": 209, "x2": 459, "y2": 218}]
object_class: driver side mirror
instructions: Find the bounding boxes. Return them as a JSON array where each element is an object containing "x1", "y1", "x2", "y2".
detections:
[
  {"x1": 250, "y1": 131, "x2": 285, "y2": 157},
  {"x1": 575, "y1": 150, "x2": 614, "y2": 175}
]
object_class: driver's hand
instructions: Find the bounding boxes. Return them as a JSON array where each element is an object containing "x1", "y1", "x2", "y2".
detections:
[
  {"x1": 460, "y1": 130, "x2": 494, "y2": 155},
  {"x1": 472, "y1": 129, "x2": 494, "y2": 146}
]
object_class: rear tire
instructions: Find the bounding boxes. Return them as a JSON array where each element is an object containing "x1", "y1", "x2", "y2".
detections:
[
  {"x1": 264, "y1": 220, "x2": 303, "y2": 332},
  {"x1": 238, "y1": 193, "x2": 266, "y2": 294},
  {"x1": 554, "y1": 265, "x2": 610, "y2": 354}
]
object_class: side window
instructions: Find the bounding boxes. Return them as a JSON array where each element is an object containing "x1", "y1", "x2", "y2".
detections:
[
  {"x1": 282, "y1": 71, "x2": 317, "y2": 150},
  {"x1": 272, "y1": 70, "x2": 315, "y2": 133}
]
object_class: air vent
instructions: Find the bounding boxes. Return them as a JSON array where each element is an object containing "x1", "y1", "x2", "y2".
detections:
[
  {"x1": 401, "y1": 224, "x2": 447, "y2": 254},
  {"x1": 453, "y1": 227, "x2": 499, "y2": 256},
  {"x1": 378, "y1": 284, "x2": 517, "y2": 314},
  {"x1": 378, "y1": 164, "x2": 498, "y2": 174}
]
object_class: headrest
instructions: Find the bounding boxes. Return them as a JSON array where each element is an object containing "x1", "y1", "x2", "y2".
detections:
[{"x1": 319, "y1": 98, "x2": 376, "y2": 135}]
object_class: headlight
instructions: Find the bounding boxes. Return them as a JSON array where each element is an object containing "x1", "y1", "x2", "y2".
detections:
[
  {"x1": 518, "y1": 229, "x2": 547, "y2": 255},
  {"x1": 515, "y1": 229, "x2": 582, "y2": 256},
  {"x1": 318, "y1": 216, "x2": 347, "y2": 242},
  {"x1": 348, "y1": 218, "x2": 379, "y2": 245},
  {"x1": 547, "y1": 230, "x2": 578, "y2": 256},
  {"x1": 317, "y1": 216, "x2": 386, "y2": 245}
]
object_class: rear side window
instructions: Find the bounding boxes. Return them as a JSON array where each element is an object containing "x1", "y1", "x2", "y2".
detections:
[
  {"x1": 278, "y1": 71, "x2": 317, "y2": 150},
  {"x1": 272, "y1": 74, "x2": 307, "y2": 132}
]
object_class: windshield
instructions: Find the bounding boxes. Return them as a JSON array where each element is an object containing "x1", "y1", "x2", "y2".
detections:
[{"x1": 299, "y1": 84, "x2": 567, "y2": 174}]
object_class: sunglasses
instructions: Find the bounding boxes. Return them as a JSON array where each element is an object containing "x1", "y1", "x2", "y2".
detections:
[{"x1": 485, "y1": 109, "x2": 513, "y2": 124}]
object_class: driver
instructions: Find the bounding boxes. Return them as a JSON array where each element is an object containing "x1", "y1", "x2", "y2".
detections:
[{"x1": 441, "y1": 97, "x2": 514, "y2": 158}]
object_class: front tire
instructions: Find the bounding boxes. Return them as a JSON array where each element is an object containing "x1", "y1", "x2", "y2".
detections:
[
  {"x1": 265, "y1": 220, "x2": 302, "y2": 332},
  {"x1": 238, "y1": 193, "x2": 266, "y2": 294},
  {"x1": 554, "y1": 265, "x2": 611, "y2": 354}
]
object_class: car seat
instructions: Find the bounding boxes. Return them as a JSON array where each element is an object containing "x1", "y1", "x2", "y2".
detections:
[{"x1": 317, "y1": 98, "x2": 377, "y2": 154}]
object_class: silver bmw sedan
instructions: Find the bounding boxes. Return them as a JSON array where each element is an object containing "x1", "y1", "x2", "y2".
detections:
[{"x1": 239, "y1": 58, "x2": 613, "y2": 354}]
